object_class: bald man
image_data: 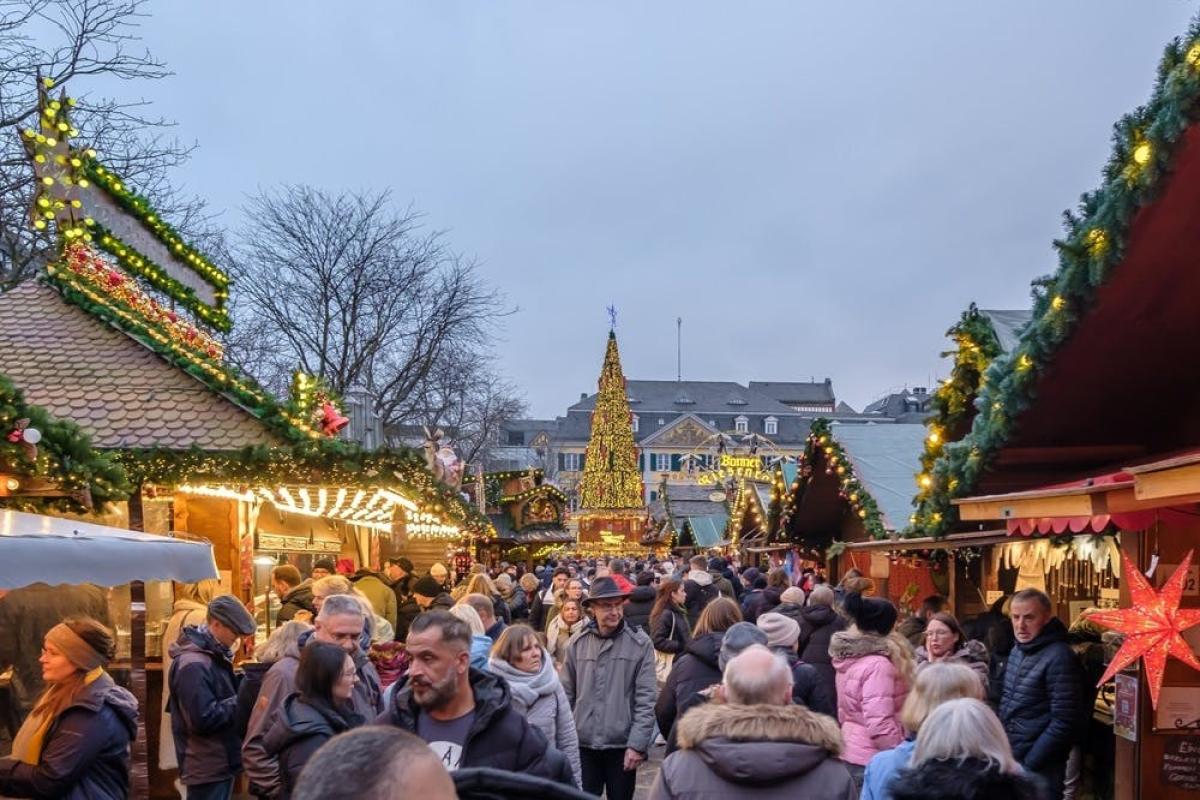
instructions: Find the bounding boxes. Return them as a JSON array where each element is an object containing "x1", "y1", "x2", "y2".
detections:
[{"x1": 650, "y1": 645, "x2": 856, "y2": 799}]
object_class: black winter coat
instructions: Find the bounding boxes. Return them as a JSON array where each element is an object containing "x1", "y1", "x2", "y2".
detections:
[
  {"x1": 889, "y1": 756, "x2": 1046, "y2": 800},
  {"x1": 378, "y1": 667, "x2": 561, "y2": 781},
  {"x1": 263, "y1": 694, "x2": 363, "y2": 800},
  {"x1": 741, "y1": 589, "x2": 773, "y2": 624},
  {"x1": 651, "y1": 605, "x2": 690, "y2": 654},
  {"x1": 235, "y1": 660, "x2": 271, "y2": 740},
  {"x1": 276, "y1": 583, "x2": 316, "y2": 624},
  {"x1": 797, "y1": 603, "x2": 844, "y2": 708},
  {"x1": 782, "y1": 651, "x2": 838, "y2": 718},
  {"x1": 655, "y1": 631, "x2": 723, "y2": 753},
  {"x1": 623, "y1": 586, "x2": 656, "y2": 635},
  {"x1": 998, "y1": 618, "x2": 1084, "y2": 771},
  {"x1": 395, "y1": 592, "x2": 454, "y2": 642},
  {"x1": 168, "y1": 625, "x2": 243, "y2": 786},
  {"x1": 506, "y1": 587, "x2": 530, "y2": 621},
  {"x1": 0, "y1": 672, "x2": 137, "y2": 800}
]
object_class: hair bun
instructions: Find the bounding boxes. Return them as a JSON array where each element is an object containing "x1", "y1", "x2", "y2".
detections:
[{"x1": 843, "y1": 591, "x2": 863, "y2": 616}]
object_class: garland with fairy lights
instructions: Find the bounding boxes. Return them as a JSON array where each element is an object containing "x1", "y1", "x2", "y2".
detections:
[
  {"x1": 795, "y1": 419, "x2": 887, "y2": 540},
  {"x1": 0, "y1": 374, "x2": 130, "y2": 511},
  {"x1": 918, "y1": 23, "x2": 1200, "y2": 537},
  {"x1": 910, "y1": 305, "x2": 1009, "y2": 533},
  {"x1": 92, "y1": 224, "x2": 231, "y2": 331},
  {"x1": 117, "y1": 442, "x2": 494, "y2": 538}
]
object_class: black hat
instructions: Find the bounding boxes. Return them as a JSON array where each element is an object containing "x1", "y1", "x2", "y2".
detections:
[
  {"x1": 582, "y1": 576, "x2": 631, "y2": 606},
  {"x1": 387, "y1": 556, "x2": 414, "y2": 573},
  {"x1": 313, "y1": 558, "x2": 336, "y2": 573},
  {"x1": 844, "y1": 592, "x2": 898, "y2": 636},
  {"x1": 708, "y1": 557, "x2": 726, "y2": 571},
  {"x1": 207, "y1": 595, "x2": 256, "y2": 637},
  {"x1": 412, "y1": 575, "x2": 443, "y2": 598}
]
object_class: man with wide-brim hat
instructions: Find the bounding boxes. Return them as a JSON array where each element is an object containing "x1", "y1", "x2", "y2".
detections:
[{"x1": 562, "y1": 576, "x2": 655, "y2": 800}]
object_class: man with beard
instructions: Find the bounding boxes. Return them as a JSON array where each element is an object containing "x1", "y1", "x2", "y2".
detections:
[
  {"x1": 243, "y1": 595, "x2": 383, "y2": 797},
  {"x1": 377, "y1": 610, "x2": 558, "y2": 779}
]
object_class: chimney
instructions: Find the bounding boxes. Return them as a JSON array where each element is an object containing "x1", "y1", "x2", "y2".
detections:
[
  {"x1": 580, "y1": 392, "x2": 588, "y2": 401},
  {"x1": 344, "y1": 384, "x2": 384, "y2": 450}
]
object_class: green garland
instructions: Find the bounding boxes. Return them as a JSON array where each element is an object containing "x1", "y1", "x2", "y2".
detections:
[
  {"x1": 796, "y1": 419, "x2": 888, "y2": 540},
  {"x1": 93, "y1": 224, "x2": 231, "y2": 331},
  {"x1": 117, "y1": 442, "x2": 494, "y2": 537},
  {"x1": 918, "y1": 24, "x2": 1200, "y2": 536},
  {"x1": 910, "y1": 305, "x2": 1009, "y2": 533},
  {"x1": 82, "y1": 158, "x2": 230, "y2": 291},
  {"x1": 0, "y1": 374, "x2": 130, "y2": 511}
]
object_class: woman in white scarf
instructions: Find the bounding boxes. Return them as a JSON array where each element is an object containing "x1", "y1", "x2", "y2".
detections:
[{"x1": 488, "y1": 624, "x2": 582, "y2": 786}]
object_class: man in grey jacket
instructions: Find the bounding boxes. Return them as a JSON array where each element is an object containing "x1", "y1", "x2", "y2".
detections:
[
  {"x1": 241, "y1": 594, "x2": 383, "y2": 798},
  {"x1": 561, "y1": 576, "x2": 656, "y2": 800}
]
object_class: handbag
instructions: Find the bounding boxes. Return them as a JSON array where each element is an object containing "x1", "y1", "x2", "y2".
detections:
[{"x1": 654, "y1": 613, "x2": 676, "y2": 688}]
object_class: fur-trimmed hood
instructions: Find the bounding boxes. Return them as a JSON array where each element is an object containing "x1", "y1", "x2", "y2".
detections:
[
  {"x1": 675, "y1": 702, "x2": 844, "y2": 784},
  {"x1": 830, "y1": 628, "x2": 912, "y2": 670}
]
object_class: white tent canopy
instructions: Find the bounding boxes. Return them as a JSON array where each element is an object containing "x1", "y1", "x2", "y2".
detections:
[{"x1": 0, "y1": 509, "x2": 218, "y2": 589}]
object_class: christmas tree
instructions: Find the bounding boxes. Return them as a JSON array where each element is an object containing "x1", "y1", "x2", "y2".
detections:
[{"x1": 579, "y1": 331, "x2": 644, "y2": 510}]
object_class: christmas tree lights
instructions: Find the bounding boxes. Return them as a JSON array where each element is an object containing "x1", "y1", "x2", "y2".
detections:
[{"x1": 579, "y1": 331, "x2": 644, "y2": 510}]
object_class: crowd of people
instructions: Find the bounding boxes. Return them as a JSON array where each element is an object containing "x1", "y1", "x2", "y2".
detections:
[{"x1": 0, "y1": 552, "x2": 1108, "y2": 799}]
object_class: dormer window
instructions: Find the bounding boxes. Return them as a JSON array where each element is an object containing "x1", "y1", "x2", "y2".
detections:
[
  {"x1": 631, "y1": 415, "x2": 639, "y2": 433},
  {"x1": 727, "y1": 395, "x2": 748, "y2": 406},
  {"x1": 735, "y1": 416, "x2": 749, "y2": 434},
  {"x1": 765, "y1": 416, "x2": 778, "y2": 435}
]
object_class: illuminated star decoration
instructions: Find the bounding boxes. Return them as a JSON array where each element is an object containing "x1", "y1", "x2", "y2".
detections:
[{"x1": 1086, "y1": 549, "x2": 1200, "y2": 709}]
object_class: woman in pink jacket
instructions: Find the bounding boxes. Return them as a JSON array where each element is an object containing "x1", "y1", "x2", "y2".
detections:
[{"x1": 830, "y1": 591, "x2": 913, "y2": 793}]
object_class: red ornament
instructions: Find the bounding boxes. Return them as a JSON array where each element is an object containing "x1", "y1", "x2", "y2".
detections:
[
  {"x1": 318, "y1": 402, "x2": 349, "y2": 436},
  {"x1": 1086, "y1": 549, "x2": 1200, "y2": 709}
]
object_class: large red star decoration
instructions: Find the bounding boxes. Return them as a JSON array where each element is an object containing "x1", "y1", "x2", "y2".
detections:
[{"x1": 1086, "y1": 549, "x2": 1200, "y2": 709}]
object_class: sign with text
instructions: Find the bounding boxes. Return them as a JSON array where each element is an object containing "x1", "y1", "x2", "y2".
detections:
[
  {"x1": 696, "y1": 454, "x2": 771, "y2": 484},
  {"x1": 1162, "y1": 737, "x2": 1200, "y2": 791},
  {"x1": 1114, "y1": 674, "x2": 1138, "y2": 742},
  {"x1": 1155, "y1": 686, "x2": 1200, "y2": 733}
]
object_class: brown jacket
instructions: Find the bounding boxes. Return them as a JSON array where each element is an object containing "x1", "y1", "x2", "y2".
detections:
[{"x1": 650, "y1": 702, "x2": 857, "y2": 800}]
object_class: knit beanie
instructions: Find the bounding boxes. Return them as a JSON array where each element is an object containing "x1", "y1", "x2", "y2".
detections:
[
  {"x1": 756, "y1": 612, "x2": 801, "y2": 649},
  {"x1": 844, "y1": 591, "x2": 897, "y2": 636},
  {"x1": 718, "y1": 622, "x2": 769, "y2": 670},
  {"x1": 780, "y1": 587, "x2": 806, "y2": 605},
  {"x1": 413, "y1": 576, "x2": 443, "y2": 598}
]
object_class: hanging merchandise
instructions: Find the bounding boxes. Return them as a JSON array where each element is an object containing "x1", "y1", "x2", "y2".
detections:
[{"x1": 1086, "y1": 550, "x2": 1200, "y2": 709}]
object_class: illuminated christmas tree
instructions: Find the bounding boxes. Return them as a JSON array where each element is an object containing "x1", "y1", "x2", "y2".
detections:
[{"x1": 579, "y1": 330, "x2": 644, "y2": 510}]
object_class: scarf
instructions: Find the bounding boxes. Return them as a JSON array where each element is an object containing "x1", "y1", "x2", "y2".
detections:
[{"x1": 10, "y1": 666, "x2": 105, "y2": 765}]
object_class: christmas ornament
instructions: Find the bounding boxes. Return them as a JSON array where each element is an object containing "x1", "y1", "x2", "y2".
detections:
[
  {"x1": 6, "y1": 419, "x2": 41, "y2": 461},
  {"x1": 316, "y1": 401, "x2": 349, "y2": 437},
  {"x1": 1086, "y1": 550, "x2": 1200, "y2": 709}
]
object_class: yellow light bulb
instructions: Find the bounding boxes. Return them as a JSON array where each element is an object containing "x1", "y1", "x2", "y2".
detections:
[
  {"x1": 1051, "y1": 295, "x2": 1065, "y2": 311},
  {"x1": 45, "y1": 137, "x2": 56, "y2": 147},
  {"x1": 1132, "y1": 141, "x2": 1152, "y2": 166}
]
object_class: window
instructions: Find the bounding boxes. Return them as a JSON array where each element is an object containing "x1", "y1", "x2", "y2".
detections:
[
  {"x1": 561, "y1": 452, "x2": 581, "y2": 472},
  {"x1": 507, "y1": 430, "x2": 525, "y2": 446},
  {"x1": 654, "y1": 453, "x2": 673, "y2": 471},
  {"x1": 735, "y1": 416, "x2": 749, "y2": 434},
  {"x1": 631, "y1": 415, "x2": 639, "y2": 433},
  {"x1": 765, "y1": 416, "x2": 778, "y2": 435}
]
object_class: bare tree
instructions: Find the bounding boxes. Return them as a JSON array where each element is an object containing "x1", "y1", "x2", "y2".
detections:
[
  {"x1": 0, "y1": 0, "x2": 207, "y2": 287},
  {"x1": 403, "y1": 346, "x2": 528, "y2": 466},
  {"x1": 228, "y1": 185, "x2": 518, "y2": 443}
]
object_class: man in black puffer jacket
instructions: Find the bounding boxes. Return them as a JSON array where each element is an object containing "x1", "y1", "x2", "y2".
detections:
[
  {"x1": 999, "y1": 589, "x2": 1084, "y2": 799},
  {"x1": 623, "y1": 572, "x2": 657, "y2": 635},
  {"x1": 378, "y1": 611, "x2": 559, "y2": 781}
]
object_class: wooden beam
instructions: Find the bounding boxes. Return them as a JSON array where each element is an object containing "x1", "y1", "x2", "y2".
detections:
[
  {"x1": 1132, "y1": 461, "x2": 1200, "y2": 502},
  {"x1": 956, "y1": 491, "x2": 1101, "y2": 521}
]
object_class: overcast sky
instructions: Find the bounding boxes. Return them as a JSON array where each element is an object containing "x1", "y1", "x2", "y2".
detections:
[{"x1": 89, "y1": 2, "x2": 1197, "y2": 417}]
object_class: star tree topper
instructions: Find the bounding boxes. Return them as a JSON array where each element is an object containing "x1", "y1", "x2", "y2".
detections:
[{"x1": 1086, "y1": 549, "x2": 1200, "y2": 709}]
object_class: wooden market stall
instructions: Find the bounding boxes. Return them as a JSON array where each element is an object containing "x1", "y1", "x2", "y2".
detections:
[
  {"x1": 915, "y1": 23, "x2": 1200, "y2": 799},
  {"x1": 0, "y1": 83, "x2": 490, "y2": 796}
]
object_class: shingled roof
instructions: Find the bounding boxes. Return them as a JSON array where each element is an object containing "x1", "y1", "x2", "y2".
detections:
[{"x1": 0, "y1": 281, "x2": 279, "y2": 450}]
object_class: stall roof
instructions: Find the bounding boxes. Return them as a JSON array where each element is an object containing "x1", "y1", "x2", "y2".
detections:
[
  {"x1": 686, "y1": 514, "x2": 729, "y2": 548},
  {"x1": 832, "y1": 424, "x2": 926, "y2": 532},
  {"x1": 0, "y1": 509, "x2": 218, "y2": 588}
]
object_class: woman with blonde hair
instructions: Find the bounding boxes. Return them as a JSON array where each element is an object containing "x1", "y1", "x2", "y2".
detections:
[
  {"x1": 0, "y1": 617, "x2": 137, "y2": 799},
  {"x1": 160, "y1": 579, "x2": 219, "y2": 778},
  {"x1": 448, "y1": 603, "x2": 493, "y2": 671},
  {"x1": 487, "y1": 624, "x2": 581, "y2": 786},
  {"x1": 889, "y1": 698, "x2": 1041, "y2": 800},
  {"x1": 830, "y1": 592, "x2": 914, "y2": 791},
  {"x1": 459, "y1": 572, "x2": 511, "y2": 625},
  {"x1": 545, "y1": 598, "x2": 585, "y2": 670},
  {"x1": 861, "y1": 662, "x2": 984, "y2": 800}
]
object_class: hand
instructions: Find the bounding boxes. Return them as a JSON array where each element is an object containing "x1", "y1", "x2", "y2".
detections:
[
  {"x1": 293, "y1": 610, "x2": 313, "y2": 623},
  {"x1": 623, "y1": 748, "x2": 645, "y2": 771}
]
